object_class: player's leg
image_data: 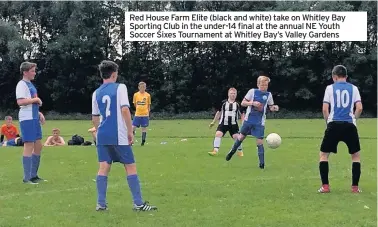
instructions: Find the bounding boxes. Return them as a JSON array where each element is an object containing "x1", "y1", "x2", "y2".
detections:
[
  {"x1": 251, "y1": 125, "x2": 265, "y2": 169},
  {"x1": 343, "y1": 123, "x2": 362, "y2": 193},
  {"x1": 20, "y1": 120, "x2": 37, "y2": 184},
  {"x1": 30, "y1": 120, "x2": 45, "y2": 182},
  {"x1": 95, "y1": 145, "x2": 112, "y2": 211},
  {"x1": 318, "y1": 123, "x2": 339, "y2": 193},
  {"x1": 140, "y1": 117, "x2": 149, "y2": 146},
  {"x1": 209, "y1": 130, "x2": 224, "y2": 156},
  {"x1": 226, "y1": 123, "x2": 249, "y2": 161},
  {"x1": 231, "y1": 125, "x2": 243, "y2": 157},
  {"x1": 132, "y1": 117, "x2": 140, "y2": 137},
  {"x1": 117, "y1": 145, "x2": 157, "y2": 211}
]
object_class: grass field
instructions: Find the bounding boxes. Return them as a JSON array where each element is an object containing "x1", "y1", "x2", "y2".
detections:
[{"x1": 0, "y1": 119, "x2": 376, "y2": 227}]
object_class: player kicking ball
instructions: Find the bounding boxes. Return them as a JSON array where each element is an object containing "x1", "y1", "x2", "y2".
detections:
[
  {"x1": 92, "y1": 60, "x2": 157, "y2": 211},
  {"x1": 318, "y1": 65, "x2": 363, "y2": 193},
  {"x1": 208, "y1": 87, "x2": 244, "y2": 157},
  {"x1": 225, "y1": 75, "x2": 279, "y2": 169}
]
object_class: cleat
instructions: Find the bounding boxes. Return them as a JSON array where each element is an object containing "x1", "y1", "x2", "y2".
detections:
[
  {"x1": 259, "y1": 163, "x2": 265, "y2": 169},
  {"x1": 237, "y1": 151, "x2": 244, "y2": 157},
  {"x1": 23, "y1": 180, "x2": 38, "y2": 185},
  {"x1": 208, "y1": 150, "x2": 218, "y2": 156},
  {"x1": 96, "y1": 204, "x2": 108, "y2": 211},
  {"x1": 141, "y1": 141, "x2": 145, "y2": 146},
  {"x1": 133, "y1": 201, "x2": 157, "y2": 211},
  {"x1": 30, "y1": 176, "x2": 47, "y2": 183},
  {"x1": 351, "y1": 186, "x2": 362, "y2": 193},
  {"x1": 318, "y1": 184, "x2": 330, "y2": 193},
  {"x1": 226, "y1": 149, "x2": 237, "y2": 161}
]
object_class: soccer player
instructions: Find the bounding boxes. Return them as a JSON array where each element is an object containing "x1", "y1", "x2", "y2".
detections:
[
  {"x1": 92, "y1": 60, "x2": 157, "y2": 211},
  {"x1": 208, "y1": 87, "x2": 244, "y2": 157},
  {"x1": 225, "y1": 75, "x2": 279, "y2": 169},
  {"x1": 44, "y1": 128, "x2": 66, "y2": 146},
  {"x1": 318, "y1": 65, "x2": 363, "y2": 193},
  {"x1": 0, "y1": 116, "x2": 20, "y2": 142},
  {"x1": 132, "y1": 82, "x2": 151, "y2": 146},
  {"x1": 16, "y1": 62, "x2": 46, "y2": 184},
  {"x1": 1, "y1": 137, "x2": 24, "y2": 147}
]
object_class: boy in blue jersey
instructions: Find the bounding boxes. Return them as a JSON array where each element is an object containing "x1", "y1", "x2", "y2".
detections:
[
  {"x1": 225, "y1": 75, "x2": 279, "y2": 169},
  {"x1": 92, "y1": 60, "x2": 157, "y2": 211},
  {"x1": 318, "y1": 65, "x2": 363, "y2": 193},
  {"x1": 16, "y1": 62, "x2": 46, "y2": 184}
]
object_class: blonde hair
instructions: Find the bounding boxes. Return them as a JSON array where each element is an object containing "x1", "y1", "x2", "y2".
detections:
[
  {"x1": 257, "y1": 76, "x2": 270, "y2": 84},
  {"x1": 138, "y1": 82, "x2": 146, "y2": 86},
  {"x1": 52, "y1": 128, "x2": 60, "y2": 133},
  {"x1": 20, "y1": 62, "x2": 37, "y2": 75},
  {"x1": 228, "y1": 87, "x2": 237, "y2": 92}
]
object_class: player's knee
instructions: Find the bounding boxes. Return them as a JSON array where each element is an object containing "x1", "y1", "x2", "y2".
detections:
[
  {"x1": 33, "y1": 140, "x2": 42, "y2": 154},
  {"x1": 256, "y1": 139, "x2": 263, "y2": 145},
  {"x1": 351, "y1": 151, "x2": 360, "y2": 162},
  {"x1": 215, "y1": 131, "x2": 223, "y2": 137},
  {"x1": 141, "y1": 127, "x2": 147, "y2": 132},
  {"x1": 319, "y1": 152, "x2": 330, "y2": 161},
  {"x1": 23, "y1": 142, "x2": 34, "y2": 156},
  {"x1": 98, "y1": 162, "x2": 111, "y2": 175},
  {"x1": 238, "y1": 134, "x2": 246, "y2": 141},
  {"x1": 124, "y1": 163, "x2": 137, "y2": 175}
]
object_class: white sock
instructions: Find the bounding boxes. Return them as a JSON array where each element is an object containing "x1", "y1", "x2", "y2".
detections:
[{"x1": 213, "y1": 137, "x2": 221, "y2": 152}]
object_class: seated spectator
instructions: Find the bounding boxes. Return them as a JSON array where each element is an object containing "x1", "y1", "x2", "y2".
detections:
[
  {"x1": 1, "y1": 116, "x2": 20, "y2": 142},
  {"x1": 44, "y1": 128, "x2": 66, "y2": 146},
  {"x1": 1, "y1": 136, "x2": 24, "y2": 147}
]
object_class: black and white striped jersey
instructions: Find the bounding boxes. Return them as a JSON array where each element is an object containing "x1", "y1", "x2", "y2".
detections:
[{"x1": 217, "y1": 100, "x2": 244, "y2": 126}]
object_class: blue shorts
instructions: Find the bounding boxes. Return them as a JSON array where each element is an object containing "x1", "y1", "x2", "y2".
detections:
[
  {"x1": 132, "y1": 116, "x2": 149, "y2": 128},
  {"x1": 20, "y1": 119, "x2": 42, "y2": 142},
  {"x1": 6, "y1": 138, "x2": 16, "y2": 146},
  {"x1": 97, "y1": 145, "x2": 135, "y2": 164},
  {"x1": 240, "y1": 122, "x2": 265, "y2": 139}
]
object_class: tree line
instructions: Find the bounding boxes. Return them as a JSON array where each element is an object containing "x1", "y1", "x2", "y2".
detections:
[{"x1": 0, "y1": 1, "x2": 376, "y2": 117}]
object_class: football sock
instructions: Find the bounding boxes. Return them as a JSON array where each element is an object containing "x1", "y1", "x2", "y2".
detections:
[
  {"x1": 22, "y1": 156, "x2": 32, "y2": 181},
  {"x1": 257, "y1": 144, "x2": 264, "y2": 164},
  {"x1": 237, "y1": 142, "x2": 243, "y2": 151},
  {"x1": 31, "y1": 154, "x2": 41, "y2": 178},
  {"x1": 213, "y1": 137, "x2": 221, "y2": 152},
  {"x1": 142, "y1": 132, "x2": 146, "y2": 142},
  {"x1": 231, "y1": 139, "x2": 242, "y2": 152},
  {"x1": 96, "y1": 175, "x2": 108, "y2": 207},
  {"x1": 127, "y1": 174, "x2": 143, "y2": 206},
  {"x1": 319, "y1": 161, "x2": 329, "y2": 185},
  {"x1": 352, "y1": 162, "x2": 361, "y2": 186}
]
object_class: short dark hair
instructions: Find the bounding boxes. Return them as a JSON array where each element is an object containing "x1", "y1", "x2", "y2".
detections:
[
  {"x1": 332, "y1": 65, "x2": 347, "y2": 78},
  {"x1": 98, "y1": 60, "x2": 118, "y2": 79},
  {"x1": 20, "y1": 62, "x2": 37, "y2": 75}
]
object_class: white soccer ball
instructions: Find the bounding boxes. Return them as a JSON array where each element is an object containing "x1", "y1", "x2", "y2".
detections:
[{"x1": 266, "y1": 133, "x2": 282, "y2": 149}]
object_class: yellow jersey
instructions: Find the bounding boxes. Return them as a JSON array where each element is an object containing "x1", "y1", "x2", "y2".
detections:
[{"x1": 133, "y1": 92, "x2": 151, "y2": 116}]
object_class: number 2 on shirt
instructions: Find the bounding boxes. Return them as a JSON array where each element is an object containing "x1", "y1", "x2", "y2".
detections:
[{"x1": 102, "y1": 95, "x2": 111, "y2": 117}]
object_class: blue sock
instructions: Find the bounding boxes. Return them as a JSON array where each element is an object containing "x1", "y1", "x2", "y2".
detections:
[
  {"x1": 257, "y1": 144, "x2": 265, "y2": 164},
  {"x1": 142, "y1": 132, "x2": 146, "y2": 142},
  {"x1": 22, "y1": 156, "x2": 32, "y2": 181},
  {"x1": 31, "y1": 154, "x2": 41, "y2": 178},
  {"x1": 231, "y1": 139, "x2": 242, "y2": 152},
  {"x1": 96, "y1": 175, "x2": 108, "y2": 207},
  {"x1": 127, "y1": 174, "x2": 143, "y2": 206}
]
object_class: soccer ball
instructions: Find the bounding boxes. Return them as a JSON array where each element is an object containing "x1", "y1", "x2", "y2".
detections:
[{"x1": 266, "y1": 133, "x2": 282, "y2": 149}]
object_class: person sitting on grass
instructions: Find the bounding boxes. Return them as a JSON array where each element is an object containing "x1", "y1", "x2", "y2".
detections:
[
  {"x1": 44, "y1": 128, "x2": 65, "y2": 146},
  {"x1": 1, "y1": 137, "x2": 24, "y2": 147}
]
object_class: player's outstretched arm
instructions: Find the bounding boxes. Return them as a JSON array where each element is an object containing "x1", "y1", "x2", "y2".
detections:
[
  {"x1": 44, "y1": 136, "x2": 54, "y2": 146},
  {"x1": 209, "y1": 111, "x2": 220, "y2": 128}
]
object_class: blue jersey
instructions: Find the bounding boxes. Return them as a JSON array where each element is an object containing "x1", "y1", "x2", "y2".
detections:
[
  {"x1": 243, "y1": 89, "x2": 274, "y2": 126},
  {"x1": 323, "y1": 81, "x2": 361, "y2": 125},
  {"x1": 92, "y1": 83, "x2": 131, "y2": 145},
  {"x1": 16, "y1": 80, "x2": 39, "y2": 121}
]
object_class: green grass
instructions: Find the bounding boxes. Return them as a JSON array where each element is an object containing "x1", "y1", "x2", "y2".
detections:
[{"x1": 0, "y1": 119, "x2": 376, "y2": 227}]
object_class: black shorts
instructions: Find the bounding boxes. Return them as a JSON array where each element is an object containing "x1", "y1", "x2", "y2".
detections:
[
  {"x1": 320, "y1": 121, "x2": 360, "y2": 154},
  {"x1": 216, "y1": 124, "x2": 239, "y2": 137}
]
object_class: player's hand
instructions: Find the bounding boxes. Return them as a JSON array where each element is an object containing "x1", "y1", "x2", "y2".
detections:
[
  {"x1": 209, "y1": 121, "x2": 215, "y2": 128},
  {"x1": 34, "y1": 97, "x2": 43, "y2": 106},
  {"x1": 39, "y1": 112, "x2": 45, "y2": 125},
  {"x1": 252, "y1": 101, "x2": 263, "y2": 112},
  {"x1": 128, "y1": 132, "x2": 134, "y2": 145},
  {"x1": 271, "y1": 105, "x2": 279, "y2": 112}
]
